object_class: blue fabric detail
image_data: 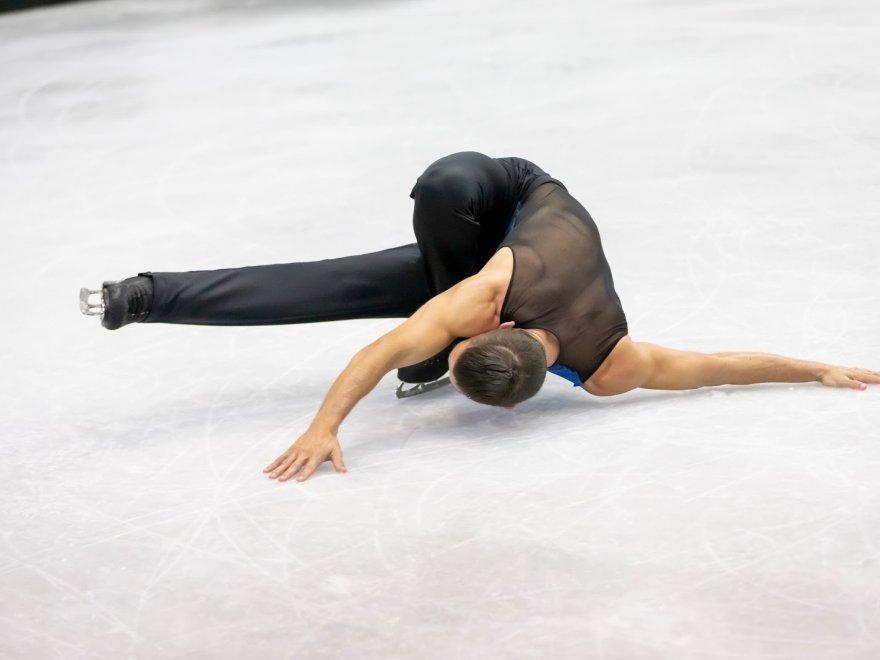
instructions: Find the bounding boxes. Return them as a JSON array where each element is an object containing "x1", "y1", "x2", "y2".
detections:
[{"x1": 548, "y1": 363, "x2": 583, "y2": 387}]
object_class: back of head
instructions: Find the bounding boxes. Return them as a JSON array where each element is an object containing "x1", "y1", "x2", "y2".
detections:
[{"x1": 451, "y1": 329, "x2": 547, "y2": 407}]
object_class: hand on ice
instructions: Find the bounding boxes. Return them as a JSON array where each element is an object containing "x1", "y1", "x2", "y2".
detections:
[
  {"x1": 819, "y1": 366, "x2": 880, "y2": 390},
  {"x1": 264, "y1": 426, "x2": 348, "y2": 483}
]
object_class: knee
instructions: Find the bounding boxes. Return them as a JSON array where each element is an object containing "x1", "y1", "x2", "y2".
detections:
[{"x1": 411, "y1": 151, "x2": 491, "y2": 210}]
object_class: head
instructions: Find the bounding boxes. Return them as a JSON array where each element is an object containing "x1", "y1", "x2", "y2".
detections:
[{"x1": 448, "y1": 328, "x2": 547, "y2": 407}]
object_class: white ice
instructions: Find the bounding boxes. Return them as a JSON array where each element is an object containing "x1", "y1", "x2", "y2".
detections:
[{"x1": 1, "y1": 0, "x2": 879, "y2": 658}]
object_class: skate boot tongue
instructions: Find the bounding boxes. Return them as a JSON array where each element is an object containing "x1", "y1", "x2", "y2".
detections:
[{"x1": 100, "y1": 276, "x2": 154, "y2": 330}]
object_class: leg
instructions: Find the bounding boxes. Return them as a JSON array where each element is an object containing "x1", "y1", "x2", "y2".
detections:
[
  {"x1": 399, "y1": 152, "x2": 518, "y2": 382},
  {"x1": 411, "y1": 151, "x2": 517, "y2": 296},
  {"x1": 81, "y1": 153, "x2": 515, "y2": 384},
  {"x1": 144, "y1": 244, "x2": 430, "y2": 325}
]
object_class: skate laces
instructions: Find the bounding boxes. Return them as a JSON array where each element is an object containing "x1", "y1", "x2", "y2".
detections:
[{"x1": 126, "y1": 282, "x2": 151, "y2": 319}]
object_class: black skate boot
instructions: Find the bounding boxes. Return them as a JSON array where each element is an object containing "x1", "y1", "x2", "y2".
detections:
[
  {"x1": 395, "y1": 340, "x2": 461, "y2": 398},
  {"x1": 79, "y1": 276, "x2": 153, "y2": 330}
]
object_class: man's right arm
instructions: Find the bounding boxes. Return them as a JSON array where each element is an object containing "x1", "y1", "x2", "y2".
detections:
[
  {"x1": 263, "y1": 300, "x2": 456, "y2": 482},
  {"x1": 263, "y1": 279, "x2": 499, "y2": 482}
]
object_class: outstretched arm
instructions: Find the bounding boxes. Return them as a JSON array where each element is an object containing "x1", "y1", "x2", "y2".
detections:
[
  {"x1": 639, "y1": 344, "x2": 880, "y2": 390},
  {"x1": 585, "y1": 337, "x2": 880, "y2": 396},
  {"x1": 264, "y1": 278, "x2": 500, "y2": 483},
  {"x1": 263, "y1": 301, "x2": 455, "y2": 483}
]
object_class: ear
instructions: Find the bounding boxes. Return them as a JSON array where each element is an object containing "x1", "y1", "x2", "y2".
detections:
[{"x1": 499, "y1": 321, "x2": 516, "y2": 330}]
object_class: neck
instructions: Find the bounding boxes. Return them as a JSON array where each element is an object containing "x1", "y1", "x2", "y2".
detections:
[{"x1": 523, "y1": 328, "x2": 560, "y2": 366}]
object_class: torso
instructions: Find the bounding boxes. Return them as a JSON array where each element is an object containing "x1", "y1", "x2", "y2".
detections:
[
  {"x1": 445, "y1": 154, "x2": 629, "y2": 388},
  {"x1": 497, "y1": 182, "x2": 628, "y2": 385}
]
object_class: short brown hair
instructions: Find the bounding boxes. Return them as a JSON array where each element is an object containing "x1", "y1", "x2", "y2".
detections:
[{"x1": 451, "y1": 329, "x2": 547, "y2": 406}]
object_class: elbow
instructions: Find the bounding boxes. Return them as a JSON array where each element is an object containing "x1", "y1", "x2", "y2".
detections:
[{"x1": 366, "y1": 335, "x2": 408, "y2": 370}]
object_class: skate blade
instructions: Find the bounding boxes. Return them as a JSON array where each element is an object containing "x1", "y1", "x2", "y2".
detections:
[
  {"x1": 79, "y1": 287, "x2": 104, "y2": 316},
  {"x1": 396, "y1": 377, "x2": 451, "y2": 399}
]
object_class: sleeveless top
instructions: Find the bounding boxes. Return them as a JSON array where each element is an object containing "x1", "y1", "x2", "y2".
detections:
[{"x1": 495, "y1": 158, "x2": 629, "y2": 386}]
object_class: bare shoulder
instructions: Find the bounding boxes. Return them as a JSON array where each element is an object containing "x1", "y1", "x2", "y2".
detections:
[
  {"x1": 427, "y1": 249, "x2": 510, "y2": 337},
  {"x1": 442, "y1": 274, "x2": 506, "y2": 337},
  {"x1": 582, "y1": 336, "x2": 651, "y2": 396}
]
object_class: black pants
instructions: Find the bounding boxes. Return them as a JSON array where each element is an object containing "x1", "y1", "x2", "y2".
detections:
[{"x1": 144, "y1": 152, "x2": 519, "y2": 379}]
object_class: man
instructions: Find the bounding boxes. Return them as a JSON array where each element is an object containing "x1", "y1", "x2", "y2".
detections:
[{"x1": 80, "y1": 152, "x2": 880, "y2": 483}]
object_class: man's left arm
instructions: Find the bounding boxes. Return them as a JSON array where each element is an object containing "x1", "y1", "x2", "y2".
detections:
[{"x1": 586, "y1": 337, "x2": 880, "y2": 395}]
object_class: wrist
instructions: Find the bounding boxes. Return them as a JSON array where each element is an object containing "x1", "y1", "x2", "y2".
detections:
[
  {"x1": 309, "y1": 417, "x2": 339, "y2": 435},
  {"x1": 811, "y1": 362, "x2": 830, "y2": 382}
]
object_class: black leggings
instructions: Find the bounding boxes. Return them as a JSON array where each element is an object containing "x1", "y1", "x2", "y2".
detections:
[
  {"x1": 144, "y1": 152, "x2": 519, "y2": 377},
  {"x1": 146, "y1": 151, "x2": 516, "y2": 324}
]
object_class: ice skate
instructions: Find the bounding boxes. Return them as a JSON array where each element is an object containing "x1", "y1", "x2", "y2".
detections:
[
  {"x1": 395, "y1": 341, "x2": 459, "y2": 398},
  {"x1": 79, "y1": 276, "x2": 153, "y2": 330},
  {"x1": 396, "y1": 376, "x2": 452, "y2": 399}
]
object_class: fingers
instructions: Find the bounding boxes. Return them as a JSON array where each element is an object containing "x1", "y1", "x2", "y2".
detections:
[
  {"x1": 845, "y1": 368, "x2": 880, "y2": 390},
  {"x1": 827, "y1": 374, "x2": 866, "y2": 390},
  {"x1": 852, "y1": 369, "x2": 880, "y2": 384},
  {"x1": 847, "y1": 378, "x2": 867, "y2": 391},
  {"x1": 265, "y1": 449, "x2": 347, "y2": 483},
  {"x1": 823, "y1": 368, "x2": 880, "y2": 390},
  {"x1": 330, "y1": 447, "x2": 348, "y2": 473},
  {"x1": 263, "y1": 455, "x2": 287, "y2": 473},
  {"x1": 295, "y1": 460, "x2": 322, "y2": 482},
  {"x1": 277, "y1": 453, "x2": 310, "y2": 482},
  {"x1": 265, "y1": 451, "x2": 299, "y2": 480}
]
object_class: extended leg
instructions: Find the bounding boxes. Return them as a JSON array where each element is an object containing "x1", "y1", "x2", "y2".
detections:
[
  {"x1": 82, "y1": 244, "x2": 430, "y2": 330},
  {"x1": 79, "y1": 152, "x2": 517, "y2": 391},
  {"x1": 144, "y1": 244, "x2": 429, "y2": 325}
]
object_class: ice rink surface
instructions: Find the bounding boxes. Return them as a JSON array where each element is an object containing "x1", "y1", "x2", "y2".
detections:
[{"x1": 1, "y1": 0, "x2": 879, "y2": 657}]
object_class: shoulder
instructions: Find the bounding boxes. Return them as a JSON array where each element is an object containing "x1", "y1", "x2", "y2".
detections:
[
  {"x1": 447, "y1": 276, "x2": 505, "y2": 336},
  {"x1": 425, "y1": 271, "x2": 505, "y2": 338},
  {"x1": 416, "y1": 250, "x2": 513, "y2": 338}
]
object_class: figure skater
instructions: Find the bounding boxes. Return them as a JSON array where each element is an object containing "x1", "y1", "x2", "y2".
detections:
[{"x1": 80, "y1": 151, "x2": 880, "y2": 482}]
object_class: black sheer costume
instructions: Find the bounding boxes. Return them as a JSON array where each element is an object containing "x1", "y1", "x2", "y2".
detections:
[
  {"x1": 142, "y1": 151, "x2": 628, "y2": 385},
  {"x1": 499, "y1": 184, "x2": 628, "y2": 384}
]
